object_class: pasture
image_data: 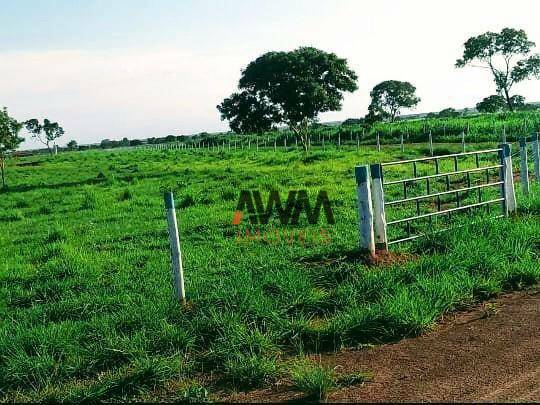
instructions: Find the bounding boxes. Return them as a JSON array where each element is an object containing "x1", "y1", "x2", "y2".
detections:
[{"x1": 0, "y1": 144, "x2": 539, "y2": 401}]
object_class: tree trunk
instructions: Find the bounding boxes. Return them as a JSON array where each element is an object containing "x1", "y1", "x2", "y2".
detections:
[
  {"x1": 1, "y1": 159, "x2": 5, "y2": 189},
  {"x1": 503, "y1": 88, "x2": 514, "y2": 112},
  {"x1": 292, "y1": 126, "x2": 309, "y2": 153}
]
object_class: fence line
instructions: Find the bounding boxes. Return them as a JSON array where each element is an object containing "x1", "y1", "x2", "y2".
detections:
[{"x1": 354, "y1": 141, "x2": 532, "y2": 250}]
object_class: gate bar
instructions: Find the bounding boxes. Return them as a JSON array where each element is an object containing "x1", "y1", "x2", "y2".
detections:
[
  {"x1": 385, "y1": 181, "x2": 503, "y2": 206},
  {"x1": 381, "y1": 148, "x2": 502, "y2": 167},
  {"x1": 384, "y1": 165, "x2": 502, "y2": 186},
  {"x1": 386, "y1": 198, "x2": 504, "y2": 225}
]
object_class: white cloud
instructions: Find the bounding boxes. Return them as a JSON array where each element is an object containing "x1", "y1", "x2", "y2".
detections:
[{"x1": 2, "y1": 0, "x2": 540, "y2": 149}]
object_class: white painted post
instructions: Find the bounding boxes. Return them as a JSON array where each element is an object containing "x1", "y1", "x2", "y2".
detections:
[
  {"x1": 461, "y1": 131, "x2": 465, "y2": 153},
  {"x1": 429, "y1": 131, "x2": 433, "y2": 156},
  {"x1": 284, "y1": 136, "x2": 287, "y2": 150},
  {"x1": 338, "y1": 132, "x2": 341, "y2": 148},
  {"x1": 532, "y1": 133, "x2": 539, "y2": 181},
  {"x1": 356, "y1": 132, "x2": 360, "y2": 150},
  {"x1": 274, "y1": 139, "x2": 277, "y2": 152},
  {"x1": 54, "y1": 145, "x2": 58, "y2": 155},
  {"x1": 355, "y1": 165, "x2": 376, "y2": 256},
  {"x1": 376, "y1": 132, "x2": 381, "y2": 152},
  {"x1": 502, "y1": 125, "x2": 507, "y2": 144},
  {"x1": 499, "y1": 143, "x2": 517, "y2": 215},
  {"x1": 164, "y1": 192, "x2": 186, "y2": 304},
  {"x1": 519, "y1": 137, "x2": 530, "y2": 195},
  {"x1": 370, "y1": 164, "x2": 388, "y2": 251},
  {"x1": 400, "y1": 133, "x2": 404, "y2": 153}
]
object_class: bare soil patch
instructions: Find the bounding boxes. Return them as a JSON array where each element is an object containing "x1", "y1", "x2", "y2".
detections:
[{"x1": 225, "y1": 288, "x2": 539, "y2": 402}]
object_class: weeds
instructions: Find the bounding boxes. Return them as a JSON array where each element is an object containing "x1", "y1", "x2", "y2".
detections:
[{"x1": 0, "y1": 146, "x2": 538, "y2": 401}]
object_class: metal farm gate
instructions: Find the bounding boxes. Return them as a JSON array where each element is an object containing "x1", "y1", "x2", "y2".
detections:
[{"x1": 355, "y1": 143, "x2": 519, "y2": 254}]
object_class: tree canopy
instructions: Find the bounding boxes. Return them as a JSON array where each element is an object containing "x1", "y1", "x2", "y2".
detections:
[
  {"x1": 366, "y1": 80, "x2": 420, "y2": 122},
  {"x1": 217, "y1": 46, "x2": 358, "y2": 150},
  {"x1": 0, "y1": 107, "x2": 24, "y2": 188},
  {"x1": 456, "y1": 28, "x2": 540, "y2": 111},
  {"x1": 476, "y1": 94, "x2": 526, "y2": 113},
  {"x1": 25, "y1": 118, "x2": 65, "y2": 153}
]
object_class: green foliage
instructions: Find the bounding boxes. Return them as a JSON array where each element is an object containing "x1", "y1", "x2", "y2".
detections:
[
  {"x1": 456, "y1": 28, "x2": 540, "y2": 111},
  {"x1": 367, "y1": 80, "x2": 421, "y2": 122},
  {"x1": 25, "y1": 118, "x2": 65, "y2": 153},
  {"x1": 476, "y1": 95, "x2": 507, "y2": 113},
  {"x1": 0, "y1": 146, "x2": 538, "y2": 401},
  {"x1": 66, "y1": 140, "x2": 78, "y2": 150},
  {"x1": 292, "y1": 362, "x2": 336, "y2": 400},
  {"x1": 0, "y1": 107, "x2": 24, "y2": 188},
  {"x1": 218, "y1": 47, "x2": 358, "y2": 150}
]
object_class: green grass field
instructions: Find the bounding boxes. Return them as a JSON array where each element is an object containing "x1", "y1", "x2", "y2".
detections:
[{"x1": 1, "y1": 144, "x2": 539, "y2": 401}]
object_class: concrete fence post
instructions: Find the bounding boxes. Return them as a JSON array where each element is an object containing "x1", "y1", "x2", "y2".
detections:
[
  {"x1": 519, "y1": 137, "x2": 530, "y2": 195},
  {"x1": 355, "y1": 165, "x2": 376, "y2": 256},
  {"x1": 400, "y1": 133, "x2": 404, "y2": 153},
  {"x1": 370, "y1": 164, "x2": 388, "y2": 251},
  {"x1": 461, "y1": 131, "x2": 466, "y2": 153},
  {"x1": 499, "y1": 143, "x2": 517, "y2": 215},
  {"x1": 376, "y1": 132, "x2": 381, "y2": 152},
  {"x1": 429, "y1": 131, "x2": 434, "y2": 156},
  {"x1": 532, "y1": 133, "x2": 539, "y2": 181},
  {"x1": 164, "y1": 192, "x2": 186, "y2": 305}
]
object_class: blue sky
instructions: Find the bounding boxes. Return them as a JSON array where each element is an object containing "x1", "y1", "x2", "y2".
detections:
[{"x1": 2, "y1": 0, "x2": 540, "y2": 148}]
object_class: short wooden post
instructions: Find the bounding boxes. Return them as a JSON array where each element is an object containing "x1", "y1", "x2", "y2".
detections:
[
  {"x1": 164, "y1": 192, "x2": 186, "y2": 304},
  {"x1": 370, "y1": 164, "x2": 388, "y2": 251},
  {"x1": 355, "y1": 165, "x2": 376, "y2": 256},
  {"x1": 499, "y1": 143, "x2": 517, "y2": 215},
  {"x1": 532, "y1": 133, "x2": 539, "y2": 181},
  {"x1": 376, "y1": 132, "x2": 381, "y2": 152},
  {"x1": 519, "y1": 137, "x2": 530, "y2": 195},
  {"x1": 400, "y1": 133, "x2": 404, "y2": 153},
  {"x1": 429, "y1": 131, "x2": 433, "y2": 156}
]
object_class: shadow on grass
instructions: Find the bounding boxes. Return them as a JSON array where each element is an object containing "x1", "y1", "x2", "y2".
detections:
[
  {"x1": 0, "y1": 177, "x2": 107, "y2": 194},
  {"x1": 297, "y1": 249, "x2": 371, "y2": 267}
]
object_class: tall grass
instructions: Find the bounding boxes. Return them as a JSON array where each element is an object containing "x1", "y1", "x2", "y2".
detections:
[{"x1": 0, "y1": 146, "x2": 538, "y2": 401}]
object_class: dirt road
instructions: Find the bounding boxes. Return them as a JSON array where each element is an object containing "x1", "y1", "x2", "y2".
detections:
[{"x1": 228, "y1": 288, "x2": 539, "y2": 402}]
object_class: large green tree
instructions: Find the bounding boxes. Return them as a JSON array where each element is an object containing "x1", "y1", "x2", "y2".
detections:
[
  {"x1": 25, "y1": 118, "x2": 65, "y2": 154},
  {"x1": 456, "y1": 28, "x2": 540, "y2": 111},
  {"x1": 0, "y1": 107, "x2": 24, "y2": 188},
  {"x1": 367, "y1": 80, "x2": 420, "y2": 122},
  {"x1": 217, "y1": 47, "x2": 358, "y2": 151}
]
